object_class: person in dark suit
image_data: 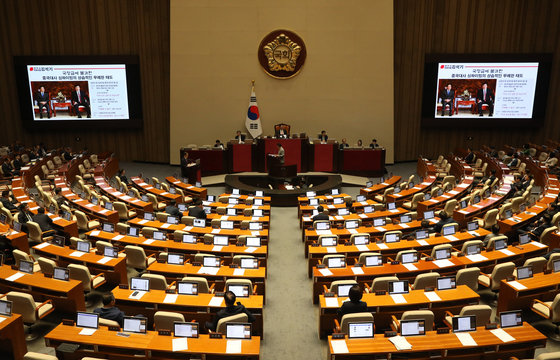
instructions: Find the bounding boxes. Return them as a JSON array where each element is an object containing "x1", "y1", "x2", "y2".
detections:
[
  {"x1": 337, "y1": 285, "x2": 368, "y2": 318},
  {"x1": 339, "y1": 138, "x2": 349, "y2": 150},
  {"x1": 369, "y1": 139, "x2": 380, "y2": 148},
  {"x1": 12, "y1": 155, "x2": 23, "y2": 172},
  {"x1": 476, "y1": 82, "x2": 494, "y2": 117},
  {"x1": 312, "y1": 205, "x2": 330, "y2": 221},
  {"x1": 62, "y1": 147, "x2": 73, "y2": 161},
  {"x1": 71, "y1": 85, "x2": 91, "y2": 118},
  {"x1": 32, "y1": 207, "x2": 54, "y2": 232},
  {"x1": 94, "y1": 294, "x2": 126, "y2": 327},
  {"x1": 206, "y1": 291, "x2": 255, "y2": 332},
  {"x1": 464, "y1": 147, "x2": 475, "y2": 164},
  {"x1": 36, "y1": 86, "x2": 51, "y2": 118},
  {"x1": 181, "y1": 152, "x2": 194, "y2": 167},
  {"x1": 0, "y1": 191, "x2": 17, "y2": 211},
  {"x1": 235, "y1": 131, "x2": 246, "y2": 143},
  {"x1": 53, "y1": 187, "x2": 68, "y2": 209},
  {"x1": 16, "y1": 203, "x2": 33, "y2": 234},
  {"x1": 117, "y1": 169, "x2": 129, "y2": 185},
  {"x1": 188, "y1": 199, "x2": 207, "y2": 220},
  {"x1": 319, "y1": 130, "x2": 328, "y2": 143},
  {"x1": 440, "y1": 83, "x2": 454, "y2": 116},
  {"x1": 165, "y1": 200, "x2": 181, "y2": 217},
  {"x1": 433, "y1": 211, "x2": 454, "y2": 233},
  {"x1": 508, "y1": 153, "x2": 520, "y2": 168}
]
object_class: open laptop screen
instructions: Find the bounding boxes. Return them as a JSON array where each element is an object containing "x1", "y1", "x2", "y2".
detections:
[
  {"x1": 364, "y1": 255, "x2": 383, "y2": 267},
  {"x1": 182, "y1": 234, "x2": 197, "y2": 244},
  {"x1": 53, "y1": 267, "x2": 69, "y2": 281},
  {"x1": 353, "y1": 235, "x2": 369, "y2": 245},
  {"x1": 467, "y1": 221, "x2": 479, "y2": 231},
  {"x1": 167, "y1": 253, "x2": 184, "y2": 265},
  {"x1": 227, "y1": 284, "x2": 250, "y2": 298},
  {"x1": 240, "y1": 258, "x2": 258, "y2": 269},
  {"x1": 518, "y1": 233, "x2": 531, "y2": 245},
  {"x1": 388, "y1": 280, "x2": 409, "y2": 294},
  {"x1": 102, "y1": 222, "x2": 114, "y2": 233},
  {"x1": 385, "y1": 233, "x2": 400, "y2": 243},
  {"x1": 337, "y1": 284, "x2": 353, "y2": 297},
  {"x1": 516, "y1": 265, "x2": 533, "y2": 280},
  {"x1": 213, "y1": 235, "x2": 229, "y2": 246},
  {"x1": 245, "y1": 237, "x2": 261, "y2": 247},
  {"x1": 0, "y1": 300, "x2": 12, "y2": 316},
  {"x1": 130, "y1": 277, "x2": 150, "y2": 292},
  {"x1": 326, "y1": 257, "x2": 346, "y2": 268}
]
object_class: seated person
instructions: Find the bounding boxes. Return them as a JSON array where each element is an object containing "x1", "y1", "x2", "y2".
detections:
[
  {"x1": 526, "y1": 213, "x2": 552, "y2": 240},
  {"x1": 356, "y1": 139, "x2": 364, "y2": 148},
  {"x1": 62, "y1": 147, "x2": 73, "y2": 161},
  {"x1": 464, "y1": 147, "x2": 475, "y2": 164},
  {"x1": 12, "y1": 155, "x2": 23, "y2": 172},
  {"x1": 345, "y1": 199, "x2": 356, "y2": 214},
  {"x1": 312, "y1": 205, "x2": 329, "y2": 221},
  {"x1": 32, "y1": 207, "x2": 54, "y2": 232},
  {"x1": 507, "y1": 153, "x2": 520, "y2": 168},
  {"x1": 206, "y1": 291, "x2": 255, "y2": 332},
  {"x1": 214, "y1": 139, "x2": 224, "y2": 149},
  {"x1": 483, "y1": 224, "x2": 502, "y2": 248},
  {"x1": 234, "y1": 130, "x2": 246, "y2": 143},
  {"x1": 318, "y1": 130, "x2": 328, "y2": 143},
  {"x1": 339, "y1": 138, "x2": 349, "y2": 150},
  {"x1": 369, "y1": 139, "x2": 380, "y2": 148},
  {"x1": 117, "y1": 169, "x2": 129, "y2": 185},
  {"x1": 337, "y1": 285, "x2": 368, "y2": 318},
  {"x1": 188, "y1": 199, "x2": 207, "y2": 220},
  {"x1": 53, "y1": 187, "x2": 68, "y2": 209},
  {"x1": 16, "y1": 203, "x2": 33, "y2": 234},
  {"x1": 0, "y1": 190, "x2": 17, "y2": 211},
  {"x1": 433, "y1": 211, "x2": 453, "y2": 233},
  {"x1": 1, "y1": 161, "x2": 14, "y2": 177},
  {"x1": 276, "y1": 127, "x2": 288, "y2": 139},
  {"x1": 94, "y1": 293, "x2": 125, "y2": 327},
  {"x1": 165, "y1": 199, "x2": 181, "y2": 217}
]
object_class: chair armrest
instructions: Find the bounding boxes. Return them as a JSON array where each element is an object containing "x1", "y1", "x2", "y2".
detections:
[
  {"x1": 209, "y1": 283, "x2": 215, "y2": 294},
  {"x1": 390, "y1": 315, "x2": 400, "y2": 331},
  {"x1": 323, "y1": 285, "x2": 329, "y2": 293},
  {"x1": 334, "y1": 319, "x2": 341, "y2": 333},
  {"x1": 363, "y1": 283, "x2": 371, "y2": 293},
  {"x1": 0, "y1": 294, "x2": 6, "y2": 299},
  {"x1": 387, "y1": 257, "x2": 394, "y2": 262},
  {"x1": 36, "y1": 299, "x2": 55, "y2": 319},
  {"x1": 252, "y1": 284, "x2": 258, "y2": 295},
  {"x1": 533, "y1": 299, "x2": 552, "y2": 310},
  {"x1": 167, "y1": 281, "x2": 176, "y2": 290},
  {"x1": 445, "y1": 310, "x2": 454, "y2": 317},
  {"x1": 91, "y1": 272, "x2": 106, "y2": 280}
]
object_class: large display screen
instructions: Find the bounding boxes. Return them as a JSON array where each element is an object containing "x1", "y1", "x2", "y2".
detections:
[
  {"x1": 15, "y1": 56, "x2": 142, "y2": 130},
  {"x1": 422, "y1": 54, "x2": 552, "y2": 128}
]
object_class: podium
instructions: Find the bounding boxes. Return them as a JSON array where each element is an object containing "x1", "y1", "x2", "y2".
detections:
[
  {"x1": 267, "y1": 154, "x2": 296, "y2": 178},
  {"x1": 311, "y1": 140, "x2": 336, "y2": 172},
  {"x1": 181, "y1": 160, "x2": 201, "y2": 184},
  {"x1": 229, "y1": 141, "x2": 253, "y2": 172}
]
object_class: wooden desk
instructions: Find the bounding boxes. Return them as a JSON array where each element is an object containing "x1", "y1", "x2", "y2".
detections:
[
  {"x1": 263, "y1": 137, "x2": 305, "y2": 172},
  {"x1": 0, "y1": 223, "x2": 29, "y2": 254},
  {"x1": 229, "y1": 142, "x2": 253, "y2": 173},
  {"x1": 339, "y1": 148, "x2": 385, "y2": 177},
  {"x1": 0, "y1": 314, "x2": 27, "y2": 359},
  {"x1": 417, "y1": 176, "x2": 474, "y2": 218},
  {"x1": 0, "y1": 265, "x2": 85, "y2": 313},
  {"x1": 184, "y1": 148, "x2": 227, "y2": 176},
  {"x1": 219, "y1": 193, "x2": 271, "y2": 205},
  {"x1": 327, "y1": 322, "x2": 545, "y2": 360},
  {"x1": 311, "y1": 142, "x2": 336, "y2": 172},
  {"x1": 202, "y1": 200, "x2": 271, "y2": 215},
  {"x1": 299, "y1": 200, "x2": 386, "y2": 218},
  {"x1": 360, "y1": 176, "x2": 401, "y2": 199},
  {"x1": 417, "y1": 157, "x2": 437, "y2": 178},
  {"x1": 112, "y1": 287, "x2": 264, "y2": 337},
  {"x1": 93, "y1": 154, "x2": 119, "y2": 179},
  {"x1": 497, "y1": 271, "x2": 560, "y2": 313},
  {"x1": 318, "y1": 285, "x2": 479, "y2": 338},
  {"x1": 32, "y1": 242, "x2": 127, "y2": 285},
  {"x1": 46, "y1": 324, "x2": 261, "y2": 359},
  {"x1": 207, "y1": 213, "x2": 270, "y2": 227},
  {"x1": 385, "y1": 176, "x2": 437, "y2": 206},
  {"x1": 165, "y1": 176, "x2": 207, "y2": 199},
  {"x1": 130, "y1": 176, "x2": 182, "y2": 202},
  {"x1": 94, "y1": 176, "x2": 152, "y2": 215}
]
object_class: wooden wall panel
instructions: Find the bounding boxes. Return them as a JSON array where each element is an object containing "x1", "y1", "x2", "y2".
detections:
[
  {"x1": 394, "y1": 0, "x2": 560, "y2": 161},
  {"x1": 0, "y1": 0, "x2": 170, "y2": 163}
]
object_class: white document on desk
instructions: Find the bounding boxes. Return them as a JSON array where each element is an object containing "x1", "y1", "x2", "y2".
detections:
[
  {"x1": 233, "y1": 268, "x2": 245, "y2": 276},
  {"x1": 35, "y1": 242, "x2": 50, "y2": 249},
  {"x1": 455, "y1": 332, "x2": 477, "y2": 346},
  {"x1": 330, "y1": 339, "x2": 349, "y2": 354},
  {"x1": 97, "y1": 257, "x2": 112, "y2": 264},
  {"x1": 445, "y1": 235, "x2": 459, "y2": 241},
  {"x1": 212, "y1": 246, "x2": 223, "y2": 252},
  {"x1": 490, "y1": 328, "x2": 516, "y2": 342},
  {"x1": 424, "y1": 292, "x2": 441, "y2": 302},
  {"x1": 466, "y1": 254, "x2": 488, "y2": 262},
  {"x1": 79, "y1": 328, "x2": 96, "y2": 336},
  {"x1": 90, "y1": 230, "x2": 100, "y2": 236},
  {"x1": 6, "y1": 272, "x2": 26, "y2": 282},
  {"x1": 113, "y1": 234, "x2": 125, "y2": 240},
  {"x1": 351, "y1": 267, "x2": 364, "y2": 275},
  {"x1": 325, "y1": 297, "x2": 339, "y2": 308},
  {"x1": 244, "y1": 247, "x2": 257, "y2": 253},
  {"x1": 143, "y1": 239, "x2": 155, "y2": 245},
  {"x1": 508, "y1": 281, "x2": 528, "y2": 290},
  {"x1": 208, "y1": 296, "x2": 223, "y2": 307},
  {"x1": 172, "y1": 337, "x2": 188, "y2": 351},
  {"x1": 400, "y1": 223, "x2": 409, "y2": 228},
  {"x1": 356, "y1": 245, "x2": 369, "y2": 252},
  {"x1": 326, "y1": 247, "x2": 337, "y2": 253},
  {"x1": 467, "y1": 231, "x2": 479, "y2": 237},
  {"x1": 316, "y1": 230, "x2": 332, "y2": 235},
  {"x1": 199, "y1": 267, "x2": 220, "y2": 275},
  {"x1": 499, "y1": 249, "x2": 515, "y2": 256},
  {"x1": 416, "y1": 240, "x2": 429, "y2": 246},
  {"x1": 390, "y1": 294, "x2": 407, "y2": 304},
  {"x1": 433, "y1": 259, "x2": 454, "y2": 268},
  {"x1": 138, "y1": 219, "x2": 149, "y2": 225},
  {"x1": 377, "y1": 243, "x2": 389, "y2": 249},
  {"x1": 403, "y1": 263, "x2": 417, "y2": 271},
  {"x1": 358, "y1": 213, "x2": 367, "y2": 219},
  {"x1": 164, "y1": 294, "x2": 178, "y2": 304},
  {"x1": 128, "y1": 291, "x2": 147, "y2": 300},
  {"x1": 226, "y1": 340, "x2": 242, "y2": 354},
  {"x1": 388, "y1": 335, "x2": 412, "y2": 350},
  {"x1": 375, "y1": 226, "x2": 385, "y2": 232},
  {"x1": 318, "y1": 268, "x2": 333, "y2": 276},
  {"x1": 161, "y1": 223, "x2": 171, "y2": 229},
  {"x1": 531, "y1": 241, "x2": 547, "y2": 248},
  {"x1": 69, "y1": 251, "x2": 86, "y2": 257},
  {"x1": 211, "y1": 229, "x2": 220, "y2": 234}
]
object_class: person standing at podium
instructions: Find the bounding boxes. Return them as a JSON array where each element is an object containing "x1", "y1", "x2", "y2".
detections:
[{"x1": 276, "y1": 143, "x2": 285, "y2": 164}]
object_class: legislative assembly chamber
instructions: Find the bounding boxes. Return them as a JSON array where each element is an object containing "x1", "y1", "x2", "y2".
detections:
[{"x1": 1, "y1": 0, "x2": 560, "y2": 359}]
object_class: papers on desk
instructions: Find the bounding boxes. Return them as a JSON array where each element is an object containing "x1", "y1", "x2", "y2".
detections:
[
  {"x1": 164, "y1": 294, "x2": 178, "y2": 304},
  {"x1": 251, "y1": 231, "x2": 260, "y2": 236},
  {"x1": 318, "y1": 268, "x2": 333, "y2": 276},
  {"x1": 455, "y1": 332, "x2": 477, "y2": 346},
  {"x1": 138, "y1": 219, "x2": 149, "y2": 225},
  {"x1": 0, "y1": 316, "x2": 7, "y2": 324},
  {"x1": 531, "y1": 241, "x2": 547, "y2": 248},
  {"x1": 330, "y1": 339, "x2": 349, "y2": 354},
  {"x1": 161, "y1": 223, "x2": 171, "y2": 229},
  {"x1": 508, "y1": 281, "x2": 528, "y2": 290},
  {"x1": 388, "y1": 335, "x2": 412, "y2": 350},
  {"x1": 499, "y1": 249, "x2": 515, "y2": 256},
  {"x1": 417, "y1": 240, "x2": 429, "y2": 246},
  {"x1": 172, "y1": 337, "x2": 188, "y2": 351},
  {"x1": 325, "y1": 297, "x2": 339, "y2": 308},
  {"x1": 390, "y1": 294, "x2": 407, "y2": 304},
  {"x1": 79, "y1": 328, "x2": 96, "y2": 336},
  {"x1": 70, "y1": 251, "x2": 86, "y2": 257},
  {"x1": 467, "y1": 231, "x2": 479, "y2": 237},
  {"x1": 466, "y1": 254, "x2": 488, "y2": 262},
  {"x1": 326, "y1": 247, "x2": 337, "y2": 253},
  {"x1": 128, "y1": 291, "x2": 147, "y2": 300},
  {"x1": 356, "y1": 245, "x2": 369, "y2": 252},
  {"x1": 375, "y1": 226, "x2": 385, "y2": 232},
  {"x1": 97, "y1": 257, "x2": 113, "y2": 264},
  {"x1": 244, "y1": 247, "x2": 257, "y2": 253},
  {"x1": 52, "y1": 216, "x2": 62, "y2": 221},
  {"x1": 233, "y1": 268, "x2": 245, "y2": 276},
  {"x1": 113, "y1": 234, "x2": 125, "y2": 241},
  {"x1": 212, "y1": 246, "x2": 223, "y2": 252},
  {"x1": 198, "y1": 266, "x2": 220, "y2": 275},
  {"x1": 445, "y1": 235, "x2": 459, "y2": 241},
  {"x1": 351, "y1": 266, "x2": 364, "y2": 275},
  {"x1": 389, "y1": 209, "x2": 400, "y2": 213},
  {"x1": 208, "y1": 296, "x2": 224, "y2": 307},
  {"x1": 6, "y1": 272, "x2": 26, "y2": 282},
  {"x1": 358, "y1": 213, "x2": 368, "y2": 219},
  {"x1": 183, "y1": 226, "x2": 193, "y2": 231},
  {"x1": 433, "y1": 259, "x2": 454, "y2": 268},
  {"x1": 90, "y1": 230, "x2": 100, "y2": 236},
  {"x1": 490, "y1": 328, "x2": 516, "y2": 343},
  {"x1": 226, "y1": 339, "x2": 242, "y2": 354},
  {"x1": 143, "y1": 239, "x2": 155, "y2": 245},
  {"x1": 316, "y1": 230, "x2": 332, "y2": 235},
  {"x1": 334, "y1": 216, "x2": 343, "y2": 220},
  {"x1": 403, "y1": 263, "x2": 417, "y2": 271},
  {"x1": 35, "y1": 242, "x2": 50, "y2": 249},
  {"x1": 348, "y1": 229, "x2": 358, "y2": 234},
  {"x1": 424, "y1": 291, "x2": 441, "y2": 302},
  {"x1": 211, "y1": 229, "x2": 221, "y2": 234},
  {"x1": 400, "y1": 223, "x2": 409, "y2": 228},
  {"x1": 86, "y1": 203, "x2": 95, "y2": 208},
  {"x1": 377, "y1": 243, "x2": 389, "y2": 249},
  {"x1": 99, "y1": 209, "x2": 110, "y2": 214}
]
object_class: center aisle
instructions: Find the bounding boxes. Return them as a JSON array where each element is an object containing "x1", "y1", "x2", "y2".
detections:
[{"x1": 261, "y1": 207, "x2": 327, "y2": 360}]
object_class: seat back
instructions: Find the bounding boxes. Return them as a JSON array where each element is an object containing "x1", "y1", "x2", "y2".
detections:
[
  {"x1": 541, "y1": 226, "x2": 558, "y2": 246},
  {"x1": 154, "y1": 311, "x2": 185, "y2": 331},
  {"x1": 181, "y1": 216, "x2": 194, "y2": 226},
  {"x1": 156, "y1": 212, "x2": 168, "y2": 222},
  {"x1": 456, "y1": 267, "x2": 480, "y2": 291},
  {"x1": 395, "y1": 250, "x2": 417, "y2": 263},
  {"x1": 400, "y1": 310, "x2": 434, "y2": 331},
  {"x1": 74, "y1": 210, "x2": 90, "y2": 230},
  {"x1": 486, "y1": 235, "x2": 508, "y2": 251},
  {"x1": 313, "y1": 220, "x2": 330, "y2": 230},
  {"x1": 328, "y1": 280, "x2": 358, "y2": 294},
  {"x1": 147, "y1": 193, "x2": 160, "y2": 208},
  {"x1": 443, "y1": 199, "x2": 457, "y2": 217},
  {"x1": 460, "y1": 240, "x2": 483, "y2": 253},
  {"x1": 350, "y1": 233, "x2": 369, "y2": 245},
  {"x1": 489, "y1": 262, "x2": 515, "y2": 290},
  {"x1": 523, "y1": 256, "x2": 547, "y2": 274},
  {"x1": 99, "y1": 317, "x2": 120, "y2": 328},
  {"x1": 95, "y1": 240, "x2": 113, "y2": 253},
  {"x1": 340, "y1": 312, "x2": 373, "y2": 335},
  {"x1": 547, "y1": 253, "x2": 560, "y2": 272},
  {"x1": 430, "y1": 244, "x2": 452, "y2": 258},
  {"x1": 224, "y1": 278, "x2": 253, "y2": 293},
  {"x1": 232, "y1": 255, "x2": 256, "y2": 266},
  {"x1": 181, "y1": 276, "x2": 211, "y2": 293},
  {"x1": 498, "y1": 203, "x2": 512, "y2": 220},
  {"x1": 408, "y1": 193, "x2": 424, "y2": 210},
  {"x1": 38, "y1": 257, "x2": 56, "y2": 275},
  {"x1": 372, "y1": 276, "x2": 399, "y2": 291},
  {"x1": 116, "y1": 222, "x2": 130, "y2": 234},
  {"x1": 216, "y1": 313, "x2": 248, "y2": 334},
  {"x1": 68, "y1": 264, "x2": 93, "y2": 292},
  {"x1": 459, "y1": 305, "x2": 492, "y2": 327},
  {"x1": 536, "y1": 351, "x2": 560, "y2": 360},
  {"x1": 412, "y1": 272, "x2": 440, "y2": 290},
  {"x1": 194, "y1": 253, "x2": 216, "y2": 263},
  {"x1": 358, "y1": 252, "x2": 381, "y2": 265},
  {"x1": 482, "y1": 209, "x2": 499, "y2": 228},
  {"x1": 510, "y1": 197, "x2": 524, "y2": 213},
  {"x1": 382, "y1": 231, "x2": 402, "y2": 242},
  {"x1": 141, "y1": 274, "x2": 168, "y2": 291},
  {"x1": 140, "y1": 227, "x2": 157, "y2": 238},
  {"x1": 6, "y1": 291, "x2": 37, "y2": 323},
  {"x1": 13, "y1": 249, "x2": 32, "y2": 267},
  {"x1": 113, "y1": 202, "x2": 129, "y2": 219},
  {"x1": 124, "y1": 245, "x2": 148, "y2": 269}
]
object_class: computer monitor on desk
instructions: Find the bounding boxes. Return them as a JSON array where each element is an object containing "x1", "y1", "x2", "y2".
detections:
[
  {"x1": 423, "y1": 210, "x2": 435, "y2": 220},
  {"x1": 0, "y1": 300, "x2": 12, "y2": 316},
  {"x1": 123, "y1": 316, "x2": 147, "y2": 334},
  {"x1": 348, "y1": 321, "x2": 374, "y2": 339},
  {"x1": 130, "y1": 277, "x2": 150, "y2": 292},
  {"x1": 500, "y1": 311, "x2": 522, "y2": 328},
  {"x1": 227, "y1": 284, "x2": 250, "y2": 298},
  {"x1": 177, "y1": 281, "x2": 198, "y2": 295},
  {"x1": 364, "y1": 255, "x2": 382, "y2": 267},
  {"x1": 226, "y1": 323, "x2": 252, "y2": 339},
  {"x1": 337, "y1": 284, "x2": 353, "y2": 297},
  {"x1": 76, "y1": 312, "x2": 99, "y2": 329},
  {"x1": 437, "y1": 276, "x2": 456, "y2": 290},
  {"x1": 452, "y1": 315, "x2": 476, "y2": 333},
  {"x1": 388, "y1": 280, "x2": 409, "y2": 294},
  {"x1": 167, "y1": 253, "x2": 184, "y2": 265},
  {"x1": 174, "y1": 322, "x2": 199, "y2": 338},
  {"x1": 400, "y1": 319, "x2": 425, "y2": 336},
  {"x1": 516, "y1": 266, "x2": 533, "y2": 280}
]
